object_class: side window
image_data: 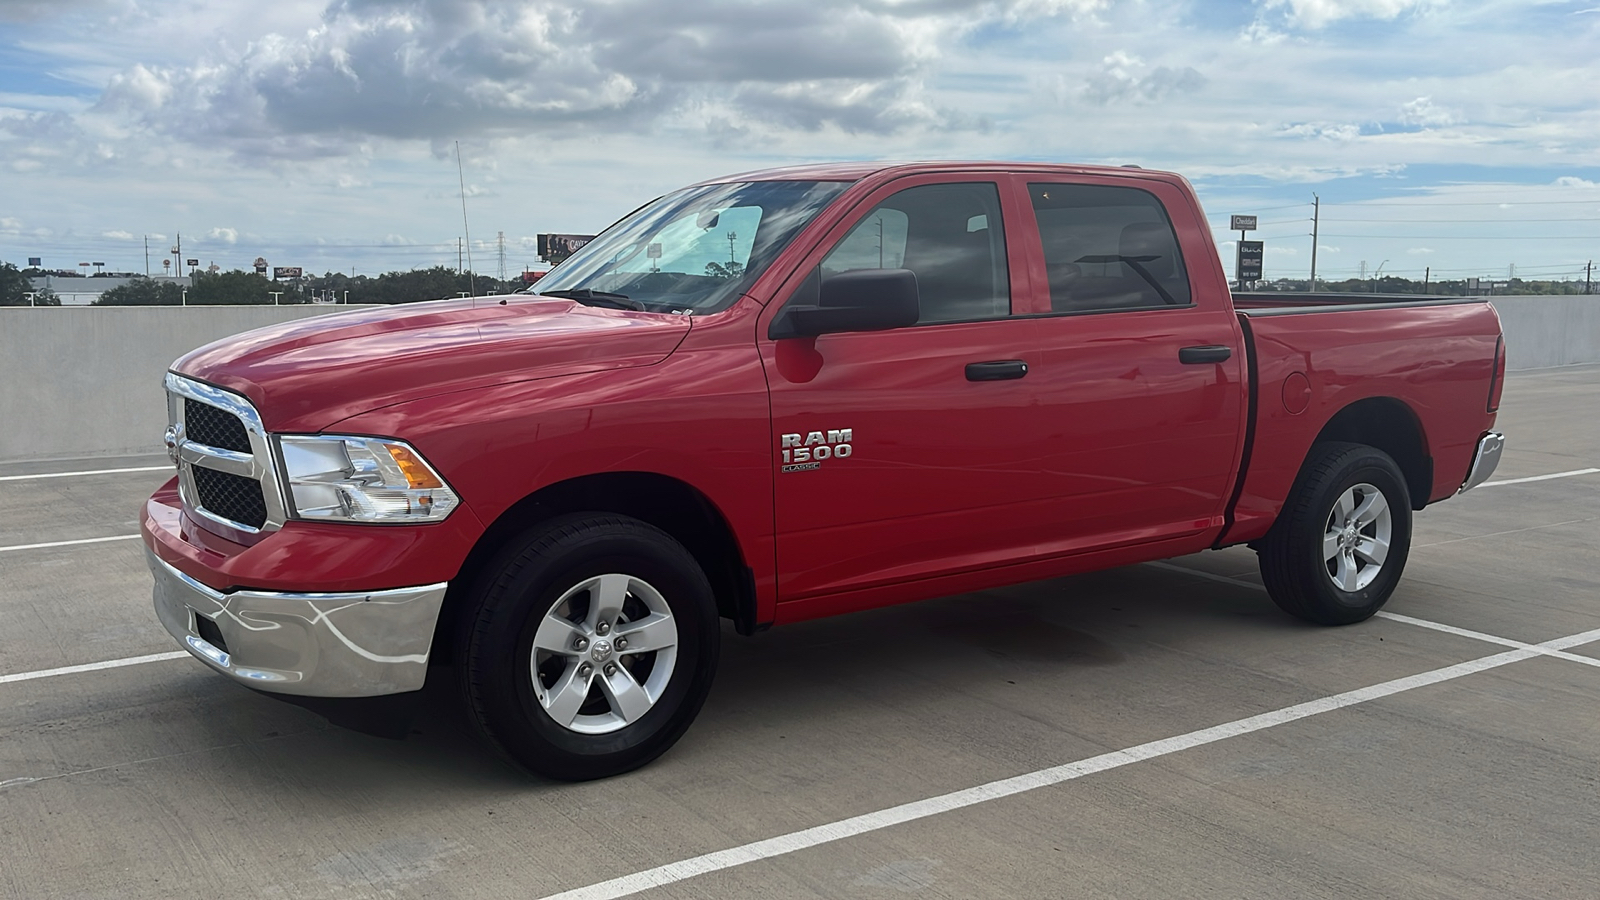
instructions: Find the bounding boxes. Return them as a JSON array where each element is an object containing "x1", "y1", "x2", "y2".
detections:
[
  {"x1": 1029, "y1": 183, "x2": 1192, "y2": 313},
  {"x1": 822, "y1": 182, "x2": 1010, "y2": 324}
]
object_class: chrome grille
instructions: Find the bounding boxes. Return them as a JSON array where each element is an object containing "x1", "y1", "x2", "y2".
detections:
[
  {"x1": 191, "y1": 466, "x2": 269, "y2": 529},
  {"x1": 183, "y1": 398, "x2": 250, "y2": 452},
  {"x1": 165, "y1": 373, "x2": 287, "y2": 542}
]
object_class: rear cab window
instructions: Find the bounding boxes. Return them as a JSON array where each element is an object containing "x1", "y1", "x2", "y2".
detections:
[{"x1": 1026, "y1": 183, "x2": 1192, "y2": 314}]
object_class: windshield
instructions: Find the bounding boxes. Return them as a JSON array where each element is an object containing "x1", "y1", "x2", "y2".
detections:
[{"x1": 532, "y1": 180, "x2": 851, "y2": 314}]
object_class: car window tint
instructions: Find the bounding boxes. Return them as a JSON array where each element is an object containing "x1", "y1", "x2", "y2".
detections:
[
  {"x1": 823, "y1": 182, "x2": 1011, "y2": 324},
  {"x1": 1029, "y1": 183, "x2": 1191, "y2": 313}
]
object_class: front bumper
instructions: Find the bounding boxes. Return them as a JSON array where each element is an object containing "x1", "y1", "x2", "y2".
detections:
[
  {"x1": 148, "y1": 549, "x2": 447, "y2": 697},
  {"x1": 1459, "y1": 431, "x2": 1505, "y2": 494}
]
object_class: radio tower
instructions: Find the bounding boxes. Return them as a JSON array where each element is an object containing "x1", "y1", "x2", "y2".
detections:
[{"x1": 497, "y1": 231, "x2": 507, "y2": 281}]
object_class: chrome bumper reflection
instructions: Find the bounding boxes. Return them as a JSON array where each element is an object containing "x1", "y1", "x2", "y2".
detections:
[
  {"x1": 1459, "y1": 431, "x2": 1505, "y2": 494},
  {"x1": 147, "y1": 550, "x2": 447, "y2": 697}
]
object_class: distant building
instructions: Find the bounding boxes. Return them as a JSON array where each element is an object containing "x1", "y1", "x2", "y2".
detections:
[{"x1": 29, "y1": 274, "x2": 190, "y2": 305}]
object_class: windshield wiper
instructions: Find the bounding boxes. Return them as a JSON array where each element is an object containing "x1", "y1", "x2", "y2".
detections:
[{"x1": 536, "y1": 288, "x2": 646, "y2": 311}]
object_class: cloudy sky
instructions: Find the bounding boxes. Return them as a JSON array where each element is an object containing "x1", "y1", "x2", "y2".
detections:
[{"x1": 2, "y1": 0, "x2": 1597, "y2": 284}]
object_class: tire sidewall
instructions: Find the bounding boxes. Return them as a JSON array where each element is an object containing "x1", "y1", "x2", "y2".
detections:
[{"x1": 464, "y1": 517, "x2": 719, "y2": 778}]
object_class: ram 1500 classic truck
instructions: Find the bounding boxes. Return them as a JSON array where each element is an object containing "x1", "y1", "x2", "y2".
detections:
[{"x1": 143, "y1": 161, "x2": 1506, "y2": 780}]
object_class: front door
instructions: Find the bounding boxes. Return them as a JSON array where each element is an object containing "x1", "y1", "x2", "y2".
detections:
[{"x1": 760, "y1": 176, "x2": 1054, "y2": 602}]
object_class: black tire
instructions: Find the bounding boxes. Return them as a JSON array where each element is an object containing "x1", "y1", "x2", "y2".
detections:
[
  {"x1": 458, "y1": 513, "x2": 720, "y2": 780},
  {"x1": 1257, "y1": 442, "x2": 1413, "y2": 626}
]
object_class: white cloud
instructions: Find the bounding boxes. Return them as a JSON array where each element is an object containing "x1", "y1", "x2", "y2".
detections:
[
  {"x1": 1080, "y1": 52, "x2": 1206, "y2": 105},
  {"x1": 102, "y1": 229, "x2": 135, "y2": 239},
  {"x1": 1406, "y1": 247, "x2": 1435, "y2": 255},
  {"x1": 1398, "y1": 96, "x2": 1459, "y2": 128},
  {"x1": 1555, "y1": 176, "x2": 1598, "y2": 188},
  {"x1": 207, "y1": 227, "x2": 238, "y2": 243},
  {"x1": 1260, "y1": 0, "x2": 1433, "y2": 29},
  {"x1": 0, "y1": 217, "x2": 21, "y2": 233}
]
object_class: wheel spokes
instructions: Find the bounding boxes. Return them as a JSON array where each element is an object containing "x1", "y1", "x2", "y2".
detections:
[
  {"x1": 597, "y1": 666, "x2": 653, "y2": 723},
  {"x1": 587, "y1": 573, "x2": 631, "y2": 631},
  {"x1": 1335, "y1": 489, "x2": 1357, "y2": 521},
  {"x1": 615, "y1": 612, "x2": 677, "y2": 654},
  {"x1": 1334, "y1": 549, "x2": 1361, "y2": 592},
  {"x1": 1323, "y1": 529, "x2": 1343, "y2": 562},
  {"x1": 532, "y1": 612, "x2": 585, "y2": 655},
  {"x1": 542, "y1": 664, "x2": 591, "y2": 728},
  {"x1": 1351, "y1": 490, "x2": 1389, "y2": 527},
  {"x1": 1355, "y1": 535, "x2": 1389, "y2": 566}
]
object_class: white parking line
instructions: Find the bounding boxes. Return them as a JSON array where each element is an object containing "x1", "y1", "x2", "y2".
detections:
[
  {"x1": 1481, "y1": 468, "x2": 1600, "y2": 487},
  {"x1": 1478, "y1": 464, "x2": 1593, "y2": 486},
  {"x1": 1375, "y1": 611, "x2": 1600, "y2": 670},
  {"x1": 536, "y1": 623, "x2": 1600, "y2": 900},
  {"x1": 0, "y1": 534, "x2": 141, "y2": 554},
  {"x1": 0, "y1": 651, "x2": 190, "y2": 686},
  {"x1": 0, "y1": 466, "x2": 171, "y2": 482}
]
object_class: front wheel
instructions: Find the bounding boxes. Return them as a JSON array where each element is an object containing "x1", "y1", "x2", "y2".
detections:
[
  {"x1": 458, "y1": 514, "x2": 720, "y2": 780},
  {"x1": 1258, "y1": 442, "x2": 1413, "y2": 625}
]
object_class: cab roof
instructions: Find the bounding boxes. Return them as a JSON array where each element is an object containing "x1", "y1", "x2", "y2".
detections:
[{"x1": 691, "y1": 160, "x2": 1179, "y2": 186}]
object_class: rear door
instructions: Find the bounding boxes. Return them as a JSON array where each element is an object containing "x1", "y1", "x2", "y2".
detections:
[
  {"x1": 758, "y1": 174, "x2": 1055, "y2": 602},
  {"x1": 1004, "y1": 175, "x2": 1247, "y2": 551}
]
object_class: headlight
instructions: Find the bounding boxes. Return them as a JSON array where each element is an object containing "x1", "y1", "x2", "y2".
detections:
[{"x1": 278, "y1": 435, "x2": 459, "y2": 523}]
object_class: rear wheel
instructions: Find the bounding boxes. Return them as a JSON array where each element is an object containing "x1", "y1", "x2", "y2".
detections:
[
  {"x1": 459, "y1": 514, "x2": 720, "y2": 780},
  {"x1": 1258, "y1": 442, "x2": 1413, "y2": 625}
]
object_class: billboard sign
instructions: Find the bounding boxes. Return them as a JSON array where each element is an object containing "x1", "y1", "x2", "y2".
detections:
[
  {"x1": 186, "y1": 259, "x2": 199, "y2": 267},
  {"x1": 273, "y1": 266, "x2": 303, "y2": 280},
  {"x1": 1230, "y1": 215, "x2": 1257, "y2": 232},
  {"x1": 537, "y1": 233, "x2": 596, "y2": 265},
  {"x1": 253, "y1": 257, "x2": 268, "y2": 275},
  {"x1": 1236, "y1": 241, "x2": 1264, "y2": 282},
  {"x1": 27, "y1": 257, "x2": 41, "y2": 266}
]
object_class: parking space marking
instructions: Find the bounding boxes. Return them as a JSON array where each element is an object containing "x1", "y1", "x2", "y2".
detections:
[
  {"x1": 1375, "y1": 611, "x2": 1600, "y2": 670},
  {"x1": 0, "y1": 534, "x2": 141, "y2": 554},
  {"x1": 1149, "y1": 560, "x2": 1600, "y2": 670},
  {"x1": 1481, "y1": 467, "x2": 1600, "y2": 487},
  {"x1": 0, "y1": 466, "x2": 171, "y2": 482},
  {"x1": 537, "y1": 624, "x2": 1600, "y2": 900},
  {"x1": 0, "y1": 651, "x2": 189, "y2": 686}
]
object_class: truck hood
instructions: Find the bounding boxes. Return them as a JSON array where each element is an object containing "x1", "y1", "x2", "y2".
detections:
[{"x1": 174, "y1": 295, "x2": 692, "y2": 433}]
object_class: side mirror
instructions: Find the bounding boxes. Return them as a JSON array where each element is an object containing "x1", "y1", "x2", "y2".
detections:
[{"x1": 773, "y1": 268, "x2": 920, "y2": 339}]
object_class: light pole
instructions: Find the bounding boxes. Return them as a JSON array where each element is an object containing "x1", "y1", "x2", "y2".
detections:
[{"x1": 1371, "y1": 259, "x2": 1389, "y2": 293}]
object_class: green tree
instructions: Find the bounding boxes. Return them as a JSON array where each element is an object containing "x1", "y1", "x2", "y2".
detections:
[
  {"x1": 31, "y1": 286, "x2": 61, "y2": 306},
  {"x1": 0, "y1": 262, "x2": 34, "y2": 305},
  {"x1": 95, "y1": 276, "x2": 184, "y2": 306},
  {"x1": 188, "y1": 269, "x2": 306, "y2": 304},
  {"x1": 301, "y1": 266, "x2": 516, "y2": 304}
]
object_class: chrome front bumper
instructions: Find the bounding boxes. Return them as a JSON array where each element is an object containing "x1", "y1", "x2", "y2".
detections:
[
  {"x1": 1459, "y1": 431, "x2": 1505, "y2": 494},
  {"x1": 148, "y1": 550, "x2": 447, "y2": 697}
]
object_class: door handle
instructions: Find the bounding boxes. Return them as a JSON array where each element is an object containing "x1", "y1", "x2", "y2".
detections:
[
  {"x1": 966, "y1": 360, "x2": 1029, "y2": 381},
  {"x1": 1178, "y1": 345, "x2": 1233, "y2": 364}
]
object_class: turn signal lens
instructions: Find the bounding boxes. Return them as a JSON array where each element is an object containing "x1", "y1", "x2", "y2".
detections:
[{"x1": 386, "y1": 444, "x2": 444, "y2": 489}]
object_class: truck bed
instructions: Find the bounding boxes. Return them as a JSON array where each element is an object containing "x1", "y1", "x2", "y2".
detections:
[{"x1": 1219, "y1": 295, "x2": 1502, "y2": 547}]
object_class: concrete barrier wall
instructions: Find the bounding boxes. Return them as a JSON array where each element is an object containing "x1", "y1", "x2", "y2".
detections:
[
  {"x1": 1490, "y1": 295, "x2": 1600, "y2": 372},
  {"x1": 0, "y1": 305, "x2": 376, "y2": 463},
  {"x1": 1, "y1": 297, "x2": 1597, "y2": 463}
]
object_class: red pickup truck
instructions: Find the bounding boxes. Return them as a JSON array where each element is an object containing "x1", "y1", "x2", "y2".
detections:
[{"x1": 143, "y1": 161, "x2": 1506, "y2": 779}]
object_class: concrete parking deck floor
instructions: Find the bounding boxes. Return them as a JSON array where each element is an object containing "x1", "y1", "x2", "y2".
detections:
[{"x1": 2, "y1": 365, "x2": 1598, "y2": 900}]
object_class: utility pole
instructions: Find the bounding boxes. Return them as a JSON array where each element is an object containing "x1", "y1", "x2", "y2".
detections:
[
  {"x1": 1586, "y1": 260, "x2": 1593, "y2": 295},
  {"x1": 458, "y1": 238, "x2": 464, "y2": 273},
  {"x1": 1423, "y1": 267, "x2": 1430, "y2": 293},
  {"x1": 497, "y1": 231, "x2": 506, "y2": 281},
  {"x1": 144, "y1": 236, "x2": 150, "y2": 275},
  {"x1": 176, "y1": 233, "x2": 183, "y2": 278},
  {"x1": 1309, "y1": 193, "x2": 1319, "y2": 292}
]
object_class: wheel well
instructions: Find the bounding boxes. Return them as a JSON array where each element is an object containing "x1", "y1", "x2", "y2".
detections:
[
  {"x1": 1313, "y1": 397, "x2": 1432, "y2": 510},
  {"x1": 431, "y1": 472, "x2": 757, "y2": 664}
]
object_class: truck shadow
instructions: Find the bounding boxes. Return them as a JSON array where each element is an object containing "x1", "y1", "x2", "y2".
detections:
[{"x1": 189, "y1": 554, "x2": 1289, "y2": 792}]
